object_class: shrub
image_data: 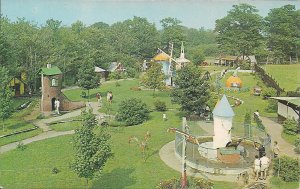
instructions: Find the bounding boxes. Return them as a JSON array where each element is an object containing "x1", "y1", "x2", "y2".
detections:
[
  {"x1": 282, "y1": 118, "x2": 298, "y2": 135},
  {"x1": 244, "y1": 112, "x2": 251, "y2": 125},
  {"x1": 238, "y1": 60, "x2": 251, "y2": 70},
  {"x1": 265, "y1": 99, "x2": 278, "y2": 113},
  {"x1": 190, "y1": 178, "x2": 213, "y2": 189},
  {"x1": 130, "y1": 86, "x2": 141, "y2": 91},
  {"x1": 156, "y1": 178, "x2": 213, "y2": 189},
  {"x1": 16, "y1": 142, "x2": 26, "y2": 150},
  {"x1": 115, "y1": 81, "x2": 121, "y2": 87},
  {"x1": 262, "y1": 87, "x2": 277, "y2": 99},
  {"x1": 294, "y1": 137, "x2": 300, "y2": 154},
  {"x1": 36, "y1": 113, "x2": 45, "y2": 119},
  {"x1": 254, "y1": 115, "x2": 265, "y2": 131},
  {"x1": 52, "y1": 167, "x2": 60, "y2": 174},
  {"x1": 108, "y1": 72, "x2": 122, "y2": 80},
  {"x1": 116, "y1": 98, "x2": 150, "y2": 126},
  {"x1": 273, "y1": 156, "x2": 300, "y2": 182},
  {"x1": 156, "y1": 178, "x2": 180, "y2": 189},
  {"x1": 154, "y1": 100, "x2": 167, "y2": 111}
]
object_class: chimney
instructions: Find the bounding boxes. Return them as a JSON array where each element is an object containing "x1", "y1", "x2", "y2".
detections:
[{"x1": 47, "y1": 64, "x2": 52, "y2": 69}]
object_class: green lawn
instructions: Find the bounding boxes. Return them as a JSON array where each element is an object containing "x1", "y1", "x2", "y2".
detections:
[
  {"x1": 270, "y1": 177, "x2": 299, "y2": 189},
  {"x1": 221, "y1": 72, "x2": 277, "y2": 123},
  {"x1": 0, "y1": 110, "x2": 239, "y2": 189},
  {"x1": 63, "y1": 79, "x2": 179, "y2": 115},
  {"x1": 49, "y1": 120, "x2": 81, "y2": 132},
  {"x1": 281, "y1": 132, "x2": 299, "y2": 145},
  {"x1": 0, "y1": 98, "x2": 42, "y2": 146},
  {"x1": 261, "y1": 64, "x2": 300, "y2": 91}
]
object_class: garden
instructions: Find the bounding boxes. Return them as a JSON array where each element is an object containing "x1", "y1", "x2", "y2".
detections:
[{"x1": 1, "y1": 69, "x2": 299, "y2": 189}]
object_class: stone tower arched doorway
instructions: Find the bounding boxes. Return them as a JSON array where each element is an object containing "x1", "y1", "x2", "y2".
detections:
[{"x1": 51, "y1": 97, "x2": 56, "y2": 111}]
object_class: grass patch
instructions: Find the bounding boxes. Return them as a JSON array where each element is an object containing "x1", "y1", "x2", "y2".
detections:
[
  {"x1": 49, "y1": 121, "x2": 82, "y2": 132},
  {"x1": 270, "y1": 176, "x2": 299, "y2": 189},
  {"x1": 63, "y1": 79, "x2": 179, "y2": 115},
  {"x1": 281, "y1": 132, "x2": 299, "y2": 145},
  {"x1": 220, "y1": 72, "x2": 277, "y2": 123},
  {"x1": 0, "y1": 111, "x2": 237, "y2": 189},
  {"x1": 0, "y1": 99, "x2": 39, "y2": 136},
  {"x1": 261, "y1": 64, "x2": 300, "y2": 91},
  {"x1": 0, "y1": 129, "x2": 42, "y2": 146}
]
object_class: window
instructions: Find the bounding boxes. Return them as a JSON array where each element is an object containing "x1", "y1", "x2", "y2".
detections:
[{"x1": 51, "y1": 78, "x2": 58, "y2": 87}]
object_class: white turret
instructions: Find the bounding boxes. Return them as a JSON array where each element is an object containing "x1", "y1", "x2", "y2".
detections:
[
  {"x1": 175, "y1": 42, "x2": 190, "y2": 69},
  {"x1": 212, "y1": 95, "x2": 235, "y2": 149}
]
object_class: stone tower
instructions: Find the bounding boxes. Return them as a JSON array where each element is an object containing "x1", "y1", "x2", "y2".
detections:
[
  {"x1": 40, "y1": 64, "x2": 62, "y2": 112},
  {"x1": 212, "y1": 94, "x2": 235, "y2": 149}
]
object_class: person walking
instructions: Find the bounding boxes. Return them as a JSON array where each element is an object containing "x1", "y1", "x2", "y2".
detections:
[
  {"x1": 253, "y1": 155, "x2": 261, "y2": 181},
  {"x1": 260, "y1": 153, "x2": 270, "y2": 180},
  {"x1": 273, "y1": 141, "x2": 280, "y2": 158},
  {"x1": 96, "y1": 93, "x2": 102, "y2": 107}
]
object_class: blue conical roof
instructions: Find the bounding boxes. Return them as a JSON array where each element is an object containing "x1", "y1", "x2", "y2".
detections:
[{"x1": 212, "y1": 94, "x2": 235, "y2": 117}]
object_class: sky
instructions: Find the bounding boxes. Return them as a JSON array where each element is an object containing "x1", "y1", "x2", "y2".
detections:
[{"x1": 1, "y1": 0, "x2": 300, "y2": 29}]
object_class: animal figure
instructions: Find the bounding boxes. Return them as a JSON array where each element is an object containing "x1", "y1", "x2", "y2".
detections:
[
  {"x1": 226, "y1": 139, "x2": 243, "y2": 150},
  {"x1": 237, "y1": 171, "x2": 249, "y2": 185},
  {"x1": 128, "y1": 131, "x2": 151, "y2": 161}
]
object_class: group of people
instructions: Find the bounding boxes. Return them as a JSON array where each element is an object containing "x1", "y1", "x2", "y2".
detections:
[
  {"x1": 95, "y1": 91, "x2": 113, "y2": 107},
  {"x1": 253, "y1": 141, "x2": 280, "y2": 180}
]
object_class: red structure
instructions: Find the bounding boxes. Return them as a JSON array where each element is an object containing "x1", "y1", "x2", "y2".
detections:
[{"x1": 40, "y1": 64, "x2": 85, "y2": 113}]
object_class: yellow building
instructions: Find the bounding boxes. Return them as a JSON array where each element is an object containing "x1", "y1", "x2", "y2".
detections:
[{"x1": 8, "y1": 72, "x2": 28, "y2": 96}]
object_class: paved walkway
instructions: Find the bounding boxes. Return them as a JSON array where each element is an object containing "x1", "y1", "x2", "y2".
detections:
[
  {"x1": 260, "y1": 117, "x2": 298, "y2": 158},
  {"x1": 0, "y1": 102, "x2": 103, "y2": 154},
  {"x1": 0, "y1": 131, "x2": 74, "y2": 154},
  {"x1": 159, "y1": 141, "x2": 240, "y2": 182}
]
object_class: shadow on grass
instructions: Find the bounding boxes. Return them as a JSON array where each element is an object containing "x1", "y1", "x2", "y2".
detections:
[
  {"x1": 92, "y1": 167, "x2": 136, "y2": 189},
  {"x1": 7, "y1": 122, "x2": 28, "y2": 130}
]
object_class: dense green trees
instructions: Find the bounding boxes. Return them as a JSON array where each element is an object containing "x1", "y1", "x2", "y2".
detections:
[
  {"x1": 171, "y1": 65, "x2": 210, "y2": 115},
  {"x1": 215, "y1": 4, "x2": 300, "y2": 62},
  {"x1": 215, "y1": 4, "x2": 263, "y2": 58},
  {"x1": 0, "y1": 4, "x2": 299, "y2": 90},
  {"x1": 265, "y1": 5, "x2": 300, "y2": 63},
  {"x1": 0, "y1": 66, "x2": 13, "y2": 131}
]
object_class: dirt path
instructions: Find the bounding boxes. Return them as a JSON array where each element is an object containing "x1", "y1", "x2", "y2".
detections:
[{"x1": 260, "y1": 117, "x2": 298, "y2": 158}]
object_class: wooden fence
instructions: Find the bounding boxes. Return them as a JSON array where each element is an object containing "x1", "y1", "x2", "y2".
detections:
[{"x1": 254, "y1": 64, "x2": 284, "y2": 95}]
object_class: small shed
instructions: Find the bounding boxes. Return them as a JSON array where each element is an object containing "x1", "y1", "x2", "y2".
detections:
[
  {"x1": 95, "y1": 66, "x2": 109, "y2": 80},
  {"x1": 269, "y1": 97, "x2": 300, "y2": 123},
  {"x1": 215, "y1": 56, "x2": 238, "y2": 67},
  {"x1": 108, "y1": 62, "x2": 125, "y2": 72}
]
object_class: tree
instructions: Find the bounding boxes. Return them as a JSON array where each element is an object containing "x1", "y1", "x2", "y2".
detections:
[
  {"x1": 265, "y1": 5, "x2": 299, "y2": 63},
  {"x1": 171, "y1": 65, "x2": 210, "y2": 115},
  {"x1": 116, "y1": 98, "x2": 150, "y2": 126},
  {"x1": 215, "y1": 4, "x2": 263, "y2": 58},
  {"x1": 0, "y1": 66, "x2": 13, "y2": 131},
  {"x1": 71, "y1": 110, "x2": 113, "y2": 189},
  {"x1": 141, "y1": 62, "x2": 165, "y2": 95},
  {"x1": 77, "y1": 61, "x2": 100, "y2": 101},
  {"x1": 160, "y1": 17, "x2": 186, "y2": 54},
  {"x1": 190, "y1": 49, "x2": 205, "y2": 65}
]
